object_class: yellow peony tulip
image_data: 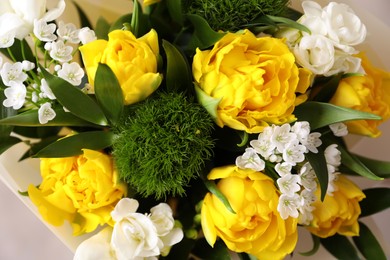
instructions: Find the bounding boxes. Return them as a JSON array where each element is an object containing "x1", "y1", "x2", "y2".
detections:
[
  {"x1": 201, "y1": 165, "x2": 298, "y2": 260},
  {"x1": 193, "y1": 29, "x2": 312, "y2": 133},
  {"x1": 79, "y1": 29, "x2": 162, "y2": 105},
  {"x1": 330, "y1": 53, "x2": 390, "y2": 137},
  {"x1": 306, "y1": 175, "x2": 365, "y2": 238},
  {"x1": 28, "y1": 149, "x2": 127, "y2": 236}
]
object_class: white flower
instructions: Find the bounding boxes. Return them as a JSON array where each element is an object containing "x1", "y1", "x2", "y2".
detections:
[
  {"x1": 40, "y1": 78, "x2": 56, "y2": 100},
  {"x1": 275, "y1": 162, "x2": 292, "y2": 177},
  {"x1": 21, "y1": 60, "x2": 35, "y2": 71},
  {"x1": 78, "y1": 27, "x2": 97, "y2": 44},
  {"x1": 0, "y1": 62, "x2": 28, "y2": 86},
  {"x1": 327, "y1": 171, "x2": 340, "y2": 196},
  {"x1": 250, "y1": 127, "x2": 276, "y2": 159},
  {"x1": 57, "y1": 21, "x2": 80, "y2": 43},
  {"x1": 324, "y1": 144, "x2": 341, "y2": 167},
  {"x1": 291, "y1": 121, "x2": 311, "y2": 142},
  {"x1": 33, "y1": 19, "x2": 56, "y2": 41},
  {"x1": 111, "y1": 198, "x2": 160, "y2": 260},
  {"x1": 301, "y1": 132, "x2": 322, "y2": 153},
  {"x1": 329, "y1": 122, "x2": 348, "y2": 137},
  {"x1": 293, "y1": 34, "x2": 335, "y2": 75},
  {"x1": 272, "y1": 124, "x2": 296, "y2": 153},
  {"x1": 235, "y1": 148, "x2": 265, "y2": 172},
  {"x1": 149, "y1": 203, "x2": 183, "y2": 256},
  {"x1": 49, "y1": 40, "x2": 73, "y2": 63},
  {"x1": 57, "y1": 62, "x2": 85, "y2": 86},
  {"x1": 277, "y1": 193, "x2": 302, "y2": 219},
  {"x1": 277, "y1": 174, "x2": 301, "y2": 196},
  {"x1": 323, "y1": 1, "x2": 367, "y2": 51},
  {"x1": 299, "y1": 1, "x2": 328, "y2": 35},
  {"x1": 282, "y1": 140, "x2": 306, "y2": 166},
  {"x1": 0, "y1": 31, "x2": 15, "y2": 48},
  {"x1": 38, "y1": 102, "x2": 56, "y2": 124},
  {"x1": 324, "y1": 50, "x2": 364, "y2": 76},
  {"x1": 2, "y1": 81, "x2": 26, "y2": 109},
  {"x1": 297, "y1": 189, "x2": 316, "y2": 225},
  {"x1": 299, "y1": 162, "x2": 317, "y2": 191},
  {"x1": 74, "y1": 227, "x2": 115, "y2": 260},
  {"x1": 0, "y1": 0, "x2": 66, "y2": 40}
]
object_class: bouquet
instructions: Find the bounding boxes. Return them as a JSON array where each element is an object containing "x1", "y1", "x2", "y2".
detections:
[{"x1": 1, "y1": 0, "x2": 390, "y2": 259}]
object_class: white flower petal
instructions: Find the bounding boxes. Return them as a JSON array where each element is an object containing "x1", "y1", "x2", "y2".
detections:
[{"x1": 74, "y1": 227, "x2": 114, "y2": 260}]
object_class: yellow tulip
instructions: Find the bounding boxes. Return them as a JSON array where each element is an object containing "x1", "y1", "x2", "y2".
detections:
[{"x1": 28, "y1": 149, "x2": 127, "y2": 235}]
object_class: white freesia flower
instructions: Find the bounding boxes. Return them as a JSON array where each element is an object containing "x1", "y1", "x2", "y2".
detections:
[
  {"x1": 282, "y1": 140, "x2": 306, "y2": 166},
  {"x1": 0, "y1": 0, "x2": 66, "y2": 40},
  {"x1": 272, "y1": 124, "x2": 296, "y2": 153},
  {"x1": 49, "y1": 40, "x2": 73, "y2": 63},
  {"x1": 0, "y1": 31, "x2": 15, "y2": 48},
  {"x1": 299, "y1": 1, "x2": 328, "y2": 35},
  {"x1": 78, "y1": 27, "x2": 97, "y2": 44},
  {"x1": 294, "y1": 34, "x2": 335, "y2": 75},
  {"x1": 277, "y1": 193, "x2": 302, "y2": 219},
  {"x1": 324, "y1": 144, "x2": 341, "y2": 167},
  {"x1": 57, "y1": 62, "x2": 84, "y2": 86},
  {"x1": 38, "y1": 102, "x2": 56, "y2": 124},
  {"x1": 323, "y1": 1, "x2": 367, "y2": 51},
  {"x1": 40, "y1": 78, "x2": 56, "y2": 100},
  {"x1": 329, "y1": 122, "x2": 349, "y2": 137},
  {"x1": 2, "y1": 81, "x2": 26, "y2": 109},
  {"x1": 111, "y1": 198, "x2": 160, "y2": 260},
  {"x1": 324, "y1": 50, "x2": 364, "y2": 76},
  {"x1": 299, "y1": 162, "x2": 317, "y2": 191},
  {"x1": 0, "y1": 62, "x2": 28, "y2": 86},
  {"x1": 275, "y1": 162, "x2": 292, "y2": 177},
  {"x1": 33, "y1": 19, "x2": 56, "y2": 42},
  {"x1": 277, "y1": 174, "x2": 301, "y2": 196},
  {"x1": 74, "y1": 227, "x2": 115, "y2": 260},
  {"x1": 57, "y1": 21, "x2": 80, "y2": 43},
  {"x1": 235, "y1": 148, "x2": 265, "y2": 172}
]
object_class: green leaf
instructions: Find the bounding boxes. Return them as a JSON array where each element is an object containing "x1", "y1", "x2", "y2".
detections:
[
  {"x1": 131, "y1": 0, "x2": 141, "y2": 36},
  {"x1": 354, "y1": 155, "x2": 390, "y2": 178},
  {"x1": 34, "y1": 131, "x2": 115, "y2": 158},
  {"x1": 185, "y1": 14, "x2": 225, "y2": 51},
  {"x1": 162, "y1": 40, "x2": 192, "y2": 93},
  {"x1": 195, "y1": 84, "x2": 222, "y2": 121},
  {"x1": 19, "y1": 135, "x2": 61, "y2": 161},
  {"x1": 203, "y1": 179, "x2": 236, "y2": 214},
  {"x1": 166, "y1": 0, "x2": 183, "y2": 25},
  {"x1": 266, "y1": 15, "x2": 310, "y2": 33},
  {"x1": 294, "y1": 102, "x2": 382, "y2": 130},
  {"x1": 40, "y1": 65, "x2": 108, "y2": 126},
  {"x1": 0, "y1": 108, "x2": 99, "y2": 127},
  {"x1": 72, "y1": 1, "x2": 93, "y2": 29},
  {"x1": 353, "y1": 222, "x2": 386, "y2": 260},
  {"x1": 94, "y1": 63, "x2": 124, "y2": 125},
  {"x1": 312, "y1": 73, "x2": 343, "y2": 102},
  {"x1": 360, "y1": 188, "x2": 390, "y2": 217},
  {"x1": 320, "y1": 234, "x2": 360, "y2": 260},
  {"x1": 299, "y1": 234, "x2": 321, "y2": 256},
  {"x1": 110, "y1": 14, "x2": 132, "y2": 32},
  {"x1": 338, "y1": 145, "x2": 382, "y2": 180},
  {"x1": 306, "y1": 148, "x2": 328, "y2": 201},
  {"x1": 95, "y1": 16, "x2": 111, "y2": 40},
  {"x1": 13, "y1": 126, "x2": 62, "y2": 139},
  {"x1": 0, "y1": 136, "x2": 21, "y2": 154}
]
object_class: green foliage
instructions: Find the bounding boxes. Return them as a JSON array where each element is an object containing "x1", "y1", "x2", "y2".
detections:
[
  {"x1": 182, "y1": 0, "x2": 290, "y2": 31},
  {"x1": 360, "y1": 188, "x2": 390, "y2": 217},
  {"x1": 320, "y1": 234, "x2": 360, "y2": 259},
  {"x1": 353, "y1": 222, "x2": 386, "y2": 260},
  {"x1": 113, "y1": 92, "x2": 215, "y2": 199}
]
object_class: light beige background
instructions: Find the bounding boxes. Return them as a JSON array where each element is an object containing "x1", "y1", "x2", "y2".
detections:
[{"x1": 1, "y1": 0, "x2": 390, "y2": 259}]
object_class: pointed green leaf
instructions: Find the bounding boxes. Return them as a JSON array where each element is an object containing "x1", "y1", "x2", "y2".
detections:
[
  {"x1": 0, "y1": 108, "x2": 99, "y2": 127},
  {"x1": 19, "y1": 135, "x2": 60, "y2": 161},
  {"x1": 338, "y1": 145, "x2": 382, "y2": 180},
  {"x1": 360, "y1": 188, "x2": 390, "y2": 217},
  {"x1": 34, "y1": 131, "x2": 115, "y2": 158},
  {"x1": 203, "y1": 179, "x2": 236, "y2": 214},
  {"x1": 13, "y1": 126, "x2": 62, "y2": 139},
  {"x1": 94, "y1": 63, "x2": 124, "y2": 125},
  {"x1": 95, "y1": 17, "x2": 111, "y2": 40},
  {"x1": 0, "y1": 136, "x2": 21, "y2": 154},
  {"x1": 320, "y1": 234, "x2": 359, "y2": 260},
  {"x1": 354, "y1": 155, "x2": 390, "y2": 178},
  {"x1": 299, "y1": 234, "x2": 320, "y2": 256},
  {"x1": 353, "y1": 222, "x2": 386, "y2": 260},
  {"x1": 131, "y1": 0, "x2": 141, "y2": 36},
  {"x1": 195, "y1": 84, "x2": 222, "y2": 121},
  {"x1": 39, "y1": 65, "x2": 108, "y2": 126},
  {"x1": 266, "y1": 15, "x2": 311, "y2": 34},
  {"x1": 294, "y1": 102, "x2": 382, "y2": 130},
  {"x1": 162, "y1": 40, "x2": 192, "y2": 93},
  {"x1": 306, "y1": 148, "x2": 328, "y2": 201},
  {"x1": 166, "y1": 0, "x2": 183, "y2": 25},
  {"x1": 185, "y1": 14, "x2": 225, "y2": 51}
]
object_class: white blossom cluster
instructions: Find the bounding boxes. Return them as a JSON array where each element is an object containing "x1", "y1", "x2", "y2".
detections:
[
  {"x1": 0, "y1": 2, "x2": 96, "y2": 124},
  {"x1": 236, "y1": 121, "x2": 347, "y2": 225},
  {"x1": 277, "y1": 1, "x2": 367, "y2": 76}
]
